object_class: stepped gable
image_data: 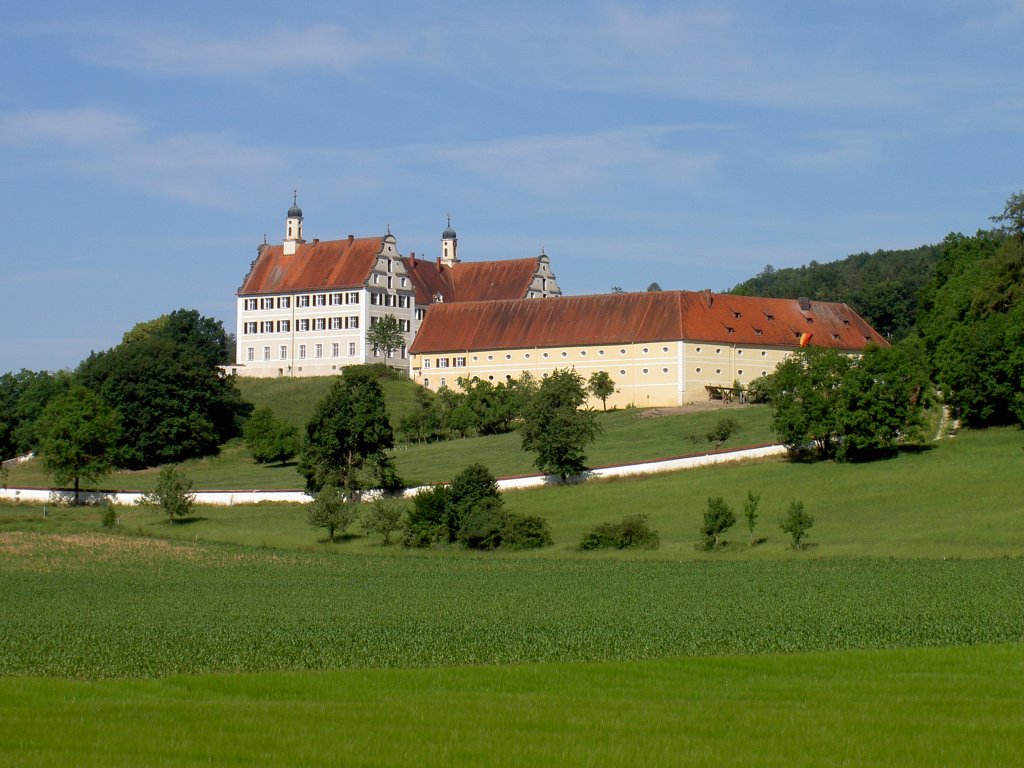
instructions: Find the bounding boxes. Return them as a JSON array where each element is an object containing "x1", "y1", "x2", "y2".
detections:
[
  {"x1": 409, "y1": 291, "x2": 886, "y2": 354},
  {"x1": 402, "y1": 255, "x2": 542, "y2": 304},
  {"x1": 238, "y1": 236, "x2": 385, "y2": 295}
]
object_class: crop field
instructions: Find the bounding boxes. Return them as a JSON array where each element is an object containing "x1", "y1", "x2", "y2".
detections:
[{"x1": 2, "y1": 532, "x2": 1023, "y2": 678}]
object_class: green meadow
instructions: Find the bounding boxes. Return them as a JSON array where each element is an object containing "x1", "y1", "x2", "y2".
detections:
[{"x1": 3, "y1": 376, "x2": 1023, "y2": 766}]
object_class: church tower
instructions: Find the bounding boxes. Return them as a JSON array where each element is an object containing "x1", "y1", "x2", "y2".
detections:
[
  {"x1": 441, "y1": 215, "x2": 459, "y2": 267},
  {"x1": 283, "y1": 191, "x2": 305, "y2": 255}
]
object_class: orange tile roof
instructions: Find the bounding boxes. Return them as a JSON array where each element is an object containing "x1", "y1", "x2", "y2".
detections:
[
  {"x1": 402, "y1": 255, "x2": 542, "y2": 304},
  {"x1": 238, "y1": 236, "x2": 385, "y2": 295},
  {"x1": 409, "y1": 291, "x2": 886, "y2": 354}
]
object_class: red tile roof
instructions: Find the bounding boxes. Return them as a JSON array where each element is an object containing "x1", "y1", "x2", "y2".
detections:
[
  {"x1": 238, "y1": 237, "x2": 385, "y2": 295},
  {"x1": 409, "y1": 291, "x2": 887, "y2": 354},
  {"x1": 402, "y1": 255, "x2": 542, "y2": 304}
]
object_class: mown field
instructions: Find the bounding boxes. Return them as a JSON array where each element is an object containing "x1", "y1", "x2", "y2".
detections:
[{"x1": 2, "y1": 645, "x2": 1022, "y2": 767}]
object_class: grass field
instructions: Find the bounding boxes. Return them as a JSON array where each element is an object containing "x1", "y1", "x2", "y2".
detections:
[{"x1": 2, "y1": 644, "x2": 1022, "y2": 767}]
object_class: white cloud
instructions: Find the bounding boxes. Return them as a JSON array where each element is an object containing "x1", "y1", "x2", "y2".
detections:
[{"x1": 0, "y1": 108, "x2": 141, "y2": 146}]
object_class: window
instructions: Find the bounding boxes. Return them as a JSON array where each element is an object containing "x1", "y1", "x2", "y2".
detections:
[
  {"x1": 400, "y1": 319, "x2": 411, "y2": 332},
  {"x1": 244, "y1": 322, "x2": 257, "y2": 334},
  {"x1": 277, "y1": 320, "x2": 290, "y2": 333},
  {"x1": 313, "y1": 318, "x2": 326, "y2": 331},
  {"x1": 619, "y1": 349, "x2": 626, "y2": 355},
  {"x1": 619, "y1": 369, "x2": 626, "y2": 376},
  {"x1": 696, "y1": 367, "x2": 702, "y2": 373},
  {"x1": 437, "y1": 358, "x2": 450, "y2": 368},
  {"x1": 716, "y1": 368, "x2": 722, "y2": 375},
  {"x1": 439, "y1": 378, "x2": 446, "y2": 388},
  {"x1": 244, "y1": 298, "x2": 258, "y2": 311},
  {"x1": 423, "y1": 358, "x2": 431, "y2": 368},
  {"x1": 662, "y1": 346, "x2": 669, "y2": 353},
  {"x1": 716, "y1": 348, "x2": 722, "y2": 354},
  {"x1": 737, "y1": 349, "x2": 743, "y2": 356},
  {"x1": 263, "y1": 346, "x2": 271, "y2": 361},
  {"x1": 416, "y1": 309, "x2": 425, "y2": 320},
  {"x1": 330, "y1": 293, "x2": 343, "y2": 306},
  {"x1": 525, "y1": 353, "x2": 531, "y2": 360},
  {"x1": 642, "y1": 347, "x2": 649, "y2": 353},
  {"x1": 313, "y1": 294, "x2": 326, "y2": 307},
  {"x1": 261, "y1": 298, "x2": 275, "y2": 310},
  {"x1": 598, "y1": 350, "x2": 605, "y2": 356},
  {"x1": 261, "y1": 321, "x2": 274, "y2": 333},
  {"x1": 370, "y1": 293, "x2": 381, "y2": 305},
  {"x1": 542, "y1": 352, "x2": 549, "y2": 358},
  {"x1": 315, "y1": 344, "x2": 323, "y2": 358},
  {"x1": 297, "y1": 319, "x2": 310, "y2": 332},
  {"x1": 505, "y1": 354, "x2": 512, "y2": 360},
  {"x1": 298, "y1": 344, "x2": 307, "y2": 359},
  {"x1": 348, "y1": 342, "x2": 356, "y2": 356},
  {"x1": 246, "y1": 347, "x2": 254, "y2": 361},
  {"x1": 346, "y1": 317, "x2": 359, "y2": 329},
  {"x1": 280, "y1": 345, "x2": 288, "y2": 360},
  {"x1": 580, "y1": 351, "x2": 587, "y2": 356},
  {"x1": 695, "y1": 346, "x2": 702, "y2": 353},
  {"x1": 297, "y1": 295, "x2": 310, "y2": 307},
  {"x1": 662, "y1": 367, "x2": 669, "y2": 373},
  {"x1": 487, "y1": 355, "x2": 494, "y2": 361},
  {"x1": 347, "y1": 292, "x2": 360, "y2": 304},
  {"x1": 454, "y1": 356, "x2": 466, "y2": 367},
  {"x1": 737, "y1": 369, "x2": 743, "y2": 376},
  {"x1": 329, "y1": 317, "x2": 342, "y2": 330},
  {"x1": 423, "y1": 378, "x2": 430, "y2": 388},
  {"x1": 279, "y1": 297, "x2": 291, "y2": 309},
  {"x1": 642, "y1": 368, "x2": 649, "y2": 374}
]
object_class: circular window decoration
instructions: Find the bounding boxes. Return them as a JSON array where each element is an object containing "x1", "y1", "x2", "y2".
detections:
[
  {"x1": 524, "y1": 353, "x2": 531, "y2": 359},
  {"x1": 619, "y1": 369, "x2": 626, "y2": 376},
  {"x1": 716, "y1": 348, "x2": 722, "y2": 354},
  {"x1": 598, "y1": 350, "x2": 605, "y2": 356},
  {"x1": 580, "y1": 350, "x2": 587, "y2": 356},
  {"x1": 488, "y1": 375, "x2": 494, "y2": 381},
  {"x1": 737, "y1": 370, "x2": 743, "y2": 376},
  {"x1": 642, "y1": 368, "x2": 649, "y2": 374},
  {"x1": 662, "y1": 367, "x2": 669, "y2": 373},
  {"x1": 642, "y1": 347, "x2": 649, "y2": 353},
  {"x1": 561, "y1": 351, "x2": 567, "y2": 357},
  {"x1": 619, "y1": 348, "x2": 627, "y2": 355},
  {"x1": 696, "y1": 367, "x2": 702, "y2": 373},
  {"x1": 695, "y1": 346, "x2": 702, "y2": 353},
  {"x1": 761, "y1": 370, "x2": 767, "y2": 376},
  {"x1": 761, "y1": 351, "x2": 767, "y2": 357},
  {"x1": 737, "y1": 349, "x2": 743, "y2": 356},
  {"x1": 543, "y1": 352, "x2": 549, "y2": 358},
  {"x1": 487, "y1": 355, "x2": 494, "y2": 361},
  {"x1": 505, "y1": 354, "x2": 512, "y2": 360},
  {"x1": 472, "y1": 355, "x2": 479, "y2": 362},
  {"x1": 662, "y1": 346, "x2": 669, "y2": 353},
  {"x1": 716, "y1": 368, "x2": 722, "y2": 375}
]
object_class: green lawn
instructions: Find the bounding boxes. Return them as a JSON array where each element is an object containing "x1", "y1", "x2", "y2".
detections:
[{"x1": 2, "y1": 644, "x2": 1021, "y2": 767}]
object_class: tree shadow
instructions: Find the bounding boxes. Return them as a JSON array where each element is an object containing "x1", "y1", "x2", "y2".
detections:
[{"x1": 169, "y1": 516, "x2": 206, "y2": 526}]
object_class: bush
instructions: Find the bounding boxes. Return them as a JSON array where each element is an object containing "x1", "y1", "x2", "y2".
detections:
[
  {"x1": 100, "y1": 503, "x2": 117, "y2": 528},
  {"x1": 403, "y1": 485, "x2": 452, "y2": 547},
  {"x1": 306, "y1": 485, "x2": 359, "y2": 542},
  {"x1": 360, "y1": 499, "x2": 404, "y2": 545},
  {"x1": 501, "y1": 512, "x2": 553, "y2": 550},
  {"x1": 139, "y1": 466, "x2": 195, "y2": 524},
  {"x1": 580, "y1": 514, "x2": 659, "y2": 550},
  {"x1": 457, "y1": 498, "x2": 507, "y2": 550}
]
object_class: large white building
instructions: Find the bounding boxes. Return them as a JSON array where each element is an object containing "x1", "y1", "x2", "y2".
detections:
[{"x1": 230, "y1": 200, "x2": 561, "y2": 377}]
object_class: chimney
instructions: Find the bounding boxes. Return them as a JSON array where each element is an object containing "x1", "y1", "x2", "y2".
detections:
[
  {"x1": 798, "y1": 296, "x2": 811, "y2": 311},
  {"x1": 436, "y1": 256, "x2": 443, "y2": 272},
  {"x1": 702, "y1": 288, "x2": 713, "y2": 307},
  {"x1": 312, "y1": 238, "x2": 319, "y2": 245},
  {"x1": 348, "y1": 234, "x2": 354, "y2": 244},
  {"x1": 409, "y1": 252, "x2": 417, "y2": 267}
]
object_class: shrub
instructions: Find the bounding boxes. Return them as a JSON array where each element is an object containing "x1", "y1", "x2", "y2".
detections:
[
  {"x1": 403, "y1": 485, "x2": 452, "y2": 547},
  {"x1": 457, "y1": 498, "x2": 507, "y2": 550},
  {"x1": 306, "y1": 485, "x2": 359, "y2": 542},
  {"x1": 501, "y1": 512, "x2": 553, "y2": 550},
  {"x1": 580, "y1": 514, "x2": 659, "y2": 550},
  {"x1": 701, "y1": 496, "x2": 736, "y2": 549},
  {"x1": 139, "y1": 466, "x2": 195, "y2": 524},
  {"x1": 100, "y1": 503, "x2": 117, "y2": 528}
]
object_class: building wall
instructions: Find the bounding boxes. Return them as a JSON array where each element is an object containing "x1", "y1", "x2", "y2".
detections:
[{"x1": 410, "y1": 339, "x2": 797, "y2": 408}]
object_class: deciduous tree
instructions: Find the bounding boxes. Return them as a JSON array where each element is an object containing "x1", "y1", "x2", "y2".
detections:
[
  {"x1": 587, "y1": 371, "x2": 616, "y2": 411},
  {"x1": 780, "y1": 500, "x2": 814, "y2": 550},
  {"x1": 520, "y1": 369, "x2": 601, "y2": 481},
  {"x1": 243, "y1": 407, "x2": 300, "y2": 465},
  {"x1": 37, "y1": 385, "x2": 120, "y2": 505},
  {"x1": 366, "y1": 314, "x2": 405, "y2": 362},
  {"x1": 701, "y1": 496, "x2": 736, "y2": 548},
  {"x1": 306, "y1": 484, "x2": 358, "y2": 542},
  {"x1": 140, "y1": 465, "x2": 195, "y2": 524},
  {"x1": 299, "y1": 368, "x2": 397, "y2": 496}
]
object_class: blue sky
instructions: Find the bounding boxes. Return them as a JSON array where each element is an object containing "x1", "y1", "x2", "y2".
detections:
[{"x1": 2, "y1": 0, "x2": 1022, "y2": 374}]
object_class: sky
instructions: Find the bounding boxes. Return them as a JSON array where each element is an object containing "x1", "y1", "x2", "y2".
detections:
[{"x1": 2, "y1": 0, "x2": 1023, "y2": 374}]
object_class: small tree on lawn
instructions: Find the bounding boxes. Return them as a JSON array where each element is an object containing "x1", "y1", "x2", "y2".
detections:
[
  {"x1": 243, "y1": 406, "x2": 300, "y2": 465},
  {"x1": 744, "y1": 490, "x2": 761, "y2": 545},
  {"x1": 705, "y1": 417, "x2": 739, "y2": 449},
  {"x1": 366, "y1": 314, "x2": 405, "y2": 362},
  {"x1": 780, "y1": 500, "x2": 814, "y2": 550},
  {"x1": 587, "y1": 371, "x2": 616, "y2": 411},
  {"x1": 140, "y1": 465, "x2": 195, "y2": 524},
  {"x1": 361, "y1": 499, "x2": 404, "y2": 545},
  {"x1": 701, "y1": 496, "x2": 735, "y2": 549},
  {"x1": 307, "y1": 484, "x2": 359, "y2": 542}
]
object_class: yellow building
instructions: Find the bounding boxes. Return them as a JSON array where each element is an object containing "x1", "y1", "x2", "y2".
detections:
[{"x1": 408, "y1": 290, "x2": 887, "y2": 408}]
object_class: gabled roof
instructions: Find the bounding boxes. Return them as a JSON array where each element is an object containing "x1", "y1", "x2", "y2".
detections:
[
  {"x1": 402, "y1": 255, "x2": 543, "y2": 304},
  {"x1": 409, "y1": 291, "x2": 887, "y2": 354},
  {"x1": 238, "y1": 237, "x2": 385, "y2": 295}
]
